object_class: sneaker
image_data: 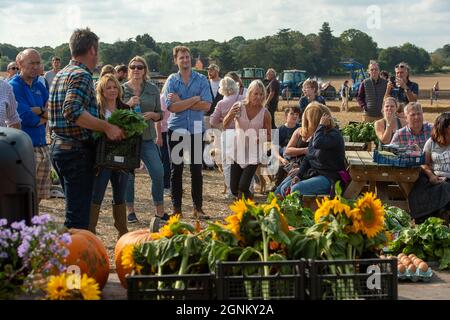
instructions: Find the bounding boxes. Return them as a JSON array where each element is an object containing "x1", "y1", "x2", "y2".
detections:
[
  {"x1": 127, "y1": 212, "x2": 138, "y2": 223},
  {"x1": 164, "y1": 188, "x2": 171, "y2": 196}
]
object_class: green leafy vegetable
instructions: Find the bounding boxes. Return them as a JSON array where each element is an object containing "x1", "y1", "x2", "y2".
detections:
[{"x1": 94, "y1": 109, "x2": 148, "y2": 139}]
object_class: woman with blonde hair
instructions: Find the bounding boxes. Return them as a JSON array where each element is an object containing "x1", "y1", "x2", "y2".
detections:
[
  {"x1": 275, "y1": 102, "x2": 345, "y2": 197},
  {"x1": 374, "y1": 97, "x2": 406, "y2": 144},
  {"x1": 89, "y1": 74, "x2": 130, "y2": 238},
  {"x1": 122, "y1": 56, "x2": 165, "y2": 231},
  {"x1": 223, "y1": 80, "x2": 272, "y2": 199}
]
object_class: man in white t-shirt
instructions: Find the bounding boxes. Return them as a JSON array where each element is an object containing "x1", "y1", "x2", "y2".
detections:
[{"x1": 205, "y1": 64, "x2": 223, "y2": 121}]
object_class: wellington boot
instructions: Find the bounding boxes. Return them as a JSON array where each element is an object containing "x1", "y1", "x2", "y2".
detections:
[
  {"x1": 88, "y1": 203, "x2": 101, "y2": 234},
  {"x1": 113, "y1": 204, "x2": 129, "y2": 239}
]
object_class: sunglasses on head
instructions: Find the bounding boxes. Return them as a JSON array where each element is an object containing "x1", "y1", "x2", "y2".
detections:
[
  {"x1": 395, "y1": 64, "x2": 406, "y2": 69},
  {"x1": 129, "y1": 65, "x2": 145, "y2": 70},
  {"x1": 9, "y1": 67, "x2": 19, "y2": 70}
]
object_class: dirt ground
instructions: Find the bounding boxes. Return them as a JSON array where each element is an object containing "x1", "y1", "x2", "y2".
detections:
[{"x1": 39, "y1": 107, "x2": 444, "y2": 269}]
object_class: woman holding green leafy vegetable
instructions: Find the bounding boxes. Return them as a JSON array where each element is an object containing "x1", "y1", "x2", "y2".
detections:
[
  {"x1": 122, "y1": 56, "x2": 166, "y2": 231},
  {"x1": 89, "y1": 74, "x2": 130, "y2": 237}
]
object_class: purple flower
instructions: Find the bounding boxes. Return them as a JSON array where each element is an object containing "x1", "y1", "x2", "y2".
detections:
[
  {"x1": 0, "y1": 252, "x2": 7, "y2": 259},
  {"x1": 0, "y1": 219, "x2": 7, "y2": 227},
  {"x1": 10, "y1": 220, "x2": 26, "y2": 230},
  {"x1": 60, "y1": 233, "x2": 71, "y2": 245},
  {"x1": 31, "y1": 214, "x2": 52, "y2": 226}
]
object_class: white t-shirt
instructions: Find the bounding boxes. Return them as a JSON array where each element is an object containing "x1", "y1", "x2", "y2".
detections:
[
  {"x1": 210, "y1": 79, "x2": 220, "y2": 98},
  {"x1": 423, "y1": 138, "x2": 450, "y2": 178}
]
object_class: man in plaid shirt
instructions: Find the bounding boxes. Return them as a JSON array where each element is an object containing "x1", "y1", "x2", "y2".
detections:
[
  {"x1": 0, "y1": 80, "x2": 21, "y2": 128},
  {"x1": 391, "y1": 102, "x2": 432, "y2": 151},
  {"x1": 49, "y1": 28, "x2": 124, "y2": 229}
]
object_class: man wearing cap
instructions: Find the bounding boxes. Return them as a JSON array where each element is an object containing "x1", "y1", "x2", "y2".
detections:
[{"x1": 205, "y1": 64, "x2": 223, "y2": 124}]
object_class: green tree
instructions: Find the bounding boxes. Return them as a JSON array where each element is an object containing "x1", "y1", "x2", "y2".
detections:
[
  {"x1": 339, "y1": 29, "x2": 378, "y2": 65},
  {"x1": 54, "y1": 43, "x2": 71, "y2": 66},
  {"x1": 318, "y1": 22, "x2": 339, "y2": 75}
]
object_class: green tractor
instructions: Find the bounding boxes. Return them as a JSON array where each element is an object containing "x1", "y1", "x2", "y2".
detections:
[{"x1": 234, "y1": 68, "x2": 265, "y2": 88}]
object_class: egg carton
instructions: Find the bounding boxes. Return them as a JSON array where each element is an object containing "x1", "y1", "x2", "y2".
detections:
[{"x1": 398, "y1": 267, "x2": 433, "y2": 282}]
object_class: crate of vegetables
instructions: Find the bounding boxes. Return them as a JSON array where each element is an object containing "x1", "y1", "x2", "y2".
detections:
[
  {"x1": 94, "y1": 109, "x2": 147, "y2": 170},
  {"x1": 215, "y1": 260, "x2": 305, "y2": 300},
  {"x1": 305, "y1": 258, "x2": 397, "y2": 300}
]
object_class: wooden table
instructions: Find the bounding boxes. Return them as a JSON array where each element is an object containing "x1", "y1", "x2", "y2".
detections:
[
  {"x1": 344, "y1": 151, "x2": 421, "y2": 210},
  {"x1": 344, "y1": 142, "x2": 367, "y2": 151}
]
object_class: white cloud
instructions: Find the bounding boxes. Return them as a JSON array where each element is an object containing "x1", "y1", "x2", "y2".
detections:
[{"x1": 0, "y1": 0, "x2": 448, "y2": 51}]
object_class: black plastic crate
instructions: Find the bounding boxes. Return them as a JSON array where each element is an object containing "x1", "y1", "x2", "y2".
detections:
[
  {"x1": 216, "y1": 260, "x2": 305, "y2": 300},
  {"x1": 95, "y1": 135, "x2": 142, "y2": 170},
  {"x1": 127, "y1": 273, "x2": 215, "y2": 300},
  {"x1": 305, "y1": 258, "x2": 397, "y2": 300}
]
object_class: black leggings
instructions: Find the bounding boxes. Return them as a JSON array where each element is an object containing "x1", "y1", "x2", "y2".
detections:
[{"x1": 230, "y1": 162, "x2": 258, "y2": 199}]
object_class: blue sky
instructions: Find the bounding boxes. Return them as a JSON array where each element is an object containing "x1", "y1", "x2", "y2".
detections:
[{"x1": 0, "y1": 0, "x2": 448, "y2": 51}]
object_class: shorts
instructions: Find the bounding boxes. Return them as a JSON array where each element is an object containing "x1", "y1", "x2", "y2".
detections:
[{"x1": 35, "y1": 145, "x2": 51, "y2": 200}]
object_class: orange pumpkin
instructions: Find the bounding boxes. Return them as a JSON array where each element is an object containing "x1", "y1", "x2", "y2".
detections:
[
  {"x1": 114, "y1": 229, "x2": 154, "y2": 288},
  {"x1": 64, "y1": 229, "x2": 110, "y2": 289}
]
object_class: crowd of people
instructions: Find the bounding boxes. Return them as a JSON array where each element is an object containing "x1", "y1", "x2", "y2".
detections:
[{"x1": 0, "y1": 27, "x2": 448, "y2": 237}]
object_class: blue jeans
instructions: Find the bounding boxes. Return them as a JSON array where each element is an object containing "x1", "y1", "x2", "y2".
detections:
[
  {"x1": 50, "y1": 140, "x2": 95, "y2": 229},
  {"x1": 160, "y1": 132, "x2": 171, "y2": 189},
  {"x1": 92, "y1": 168, "x2": 128, "y2": 205},
  {"x1": 126, "y1": 140, "x2": 164, "y2": 206},
  {"x1": 275, "y1": 175, "x2": 331, "y2": 197}
]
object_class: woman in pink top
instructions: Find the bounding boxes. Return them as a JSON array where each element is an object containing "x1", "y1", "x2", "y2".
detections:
[
  {"x1": 209, "y1": 77, "x2": 244, "y2": 197},
  {"x1": 223, "y1": 80, "x2": 272, "y2": 200}
]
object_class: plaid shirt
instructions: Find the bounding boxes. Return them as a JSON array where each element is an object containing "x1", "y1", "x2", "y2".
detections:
[
  {"x1": 0, "y1": 80, "x2": 21, "y2": 127},
  {"x1": 49, "y1": 60, "x2": 98, "y2": 142},
  {"x1": 391, "y1": 122, "x2": 433, "y2": 150}
]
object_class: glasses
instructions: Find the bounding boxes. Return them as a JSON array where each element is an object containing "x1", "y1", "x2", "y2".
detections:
[
  {"x1": 395, "y1": 64, "x2": 407, "y2": 69},
  {"x1": 9, "y1": 67, "x2": 19, "y2": 71},
  {"x1": 129, "y1": 65, "x2": 145, "y2": 70}
]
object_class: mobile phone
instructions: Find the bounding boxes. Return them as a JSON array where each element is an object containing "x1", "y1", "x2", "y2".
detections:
[{"x1": 389, "y1": 76, "x2": 396, "y2": 86}]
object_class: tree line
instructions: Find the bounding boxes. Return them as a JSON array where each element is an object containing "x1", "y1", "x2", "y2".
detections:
[{"x1": 1, "y1": 22, "x2": 448, "y2": 77}]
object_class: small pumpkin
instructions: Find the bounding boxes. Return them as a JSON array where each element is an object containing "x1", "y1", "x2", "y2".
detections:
[
  {"x1": 64, "y1": 229, "x2": 110, "y2": 289},
  {"x1": 114, "y1": 229, "x2": 154, "y2": 288}
]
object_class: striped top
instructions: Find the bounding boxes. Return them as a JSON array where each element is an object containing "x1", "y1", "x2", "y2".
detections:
[
  {"x1": 0, "y1": 80, "x2": 21, "y2": 127},
  {"x1": 49, "y1": 60, "x2": 98, "y2": 142}
]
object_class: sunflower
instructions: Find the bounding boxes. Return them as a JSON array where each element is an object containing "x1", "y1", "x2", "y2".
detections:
[
  {"x1": 224, "y1": 212, "x2": 244, "y2": 241},
  {"x1": 121, "y1": 244, "x2": 143, "y2": 274},
  {"x1": 314, "y1": 196, "x2": 351, "y2": 224},
  {"x1": 351, "y1": 192, "x2": 385, "y2": 238},
  {"x1": 262, "y1": 197, "x2": 281, "y2": 215},
  {"x1": 46, "y1": 273, "x2": 69, "y2": 300},
  {"x1": 150, "y1": 214, "x2": 181, "y2": 239},
  {"x1": 79, "y1": 274, "x2": 101, "y2": 300},
  {"x1": 229, "y1": 199, "x2": 248, "y2": 216}
]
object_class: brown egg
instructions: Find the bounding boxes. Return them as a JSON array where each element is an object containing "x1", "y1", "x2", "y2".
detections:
[
  {"x1": 402, "y1": 258, "x2": 411, "y2": 266},
  {"x1": 398, "y1": 264, "x2": 406, "y2": 273},
  {"x1": 413, "y1": 259, "x2": 423, "y2": 267},
  {"x1": 408, "y1": 254, "x2": 416, "y2": 259},
  {"x1": 408, "y1": 264, "x2": 416, "y2": 273},
  {"x1": 398, "y1": 253, "x2": 406, "y2": 259},
  {"x1": 418, "y1": 262, "x2": 429, "y2": 272}
]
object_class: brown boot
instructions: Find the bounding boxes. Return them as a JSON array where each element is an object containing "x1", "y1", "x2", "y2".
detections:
[
  {"x1": 192, "y1": 208, "x2": 210, "y2": 220},
  {"x1": 89, "y1": 203, "x2": 101, "y2": 234},
  {"x1": 113, "y1": 204, "x2": 129, "y2": 239}
]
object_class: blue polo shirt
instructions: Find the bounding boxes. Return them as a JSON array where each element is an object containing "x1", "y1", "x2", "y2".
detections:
[
  {"x1": 9, "y1": 74, "x2": 48, "y2": 146},
  {"x1": 165, "y1": 71, "x2": 212, "y2": 134}
]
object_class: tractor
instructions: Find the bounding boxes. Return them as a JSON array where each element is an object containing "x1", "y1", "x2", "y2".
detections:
[
  {"x1": 278, "y1": 69, "x2": 308, "y2": 99},
  {"x1": 234, "y1": 68, "x2": 265, "y2": 88},
  {"x1": 339, "y1": 59, "x2": 368, "y2": 100}
]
